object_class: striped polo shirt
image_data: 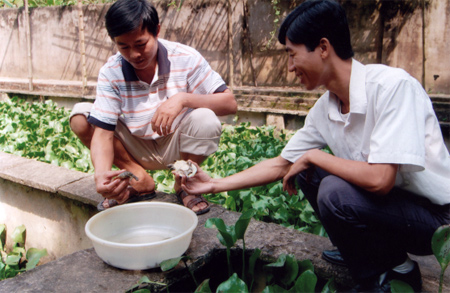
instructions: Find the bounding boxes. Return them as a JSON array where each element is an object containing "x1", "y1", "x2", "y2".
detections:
[{"x1": 88, "y1": 38, "x2": 228, "y2": 140}]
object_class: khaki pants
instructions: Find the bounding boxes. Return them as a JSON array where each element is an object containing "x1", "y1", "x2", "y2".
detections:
[{"x1": 70, "y1": 102, "x2": 222, "y2": 170}]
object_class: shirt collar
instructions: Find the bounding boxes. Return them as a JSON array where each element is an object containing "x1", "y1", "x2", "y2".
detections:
[
  {"x1": 349, "y1": 59, "x2": 367, "y2": 114},
  {"x1": 121, "y1": 40, "x2": 171, "y2": 82},
  {"x1": 328, "y1": 59, "x2": 367, "y2": 121}
]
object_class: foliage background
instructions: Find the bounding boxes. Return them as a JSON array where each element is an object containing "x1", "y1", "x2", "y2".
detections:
[{"x1": 0, "y1": 97, "x2": 325, "y2": 236}]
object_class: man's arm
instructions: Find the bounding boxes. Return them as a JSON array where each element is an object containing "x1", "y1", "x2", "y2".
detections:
[
  {"x1": 91, "y1": 127, "x2": 131, "y2": 202},
  {"x1": 182, "y1": 156, "x2": 292, "y2": 195},
  {"x1": 283, "y1": 149, "x2": 398, "y2": 196},
  {"x1": 174, "y1": 89, "x2": 237, "y2": 116},
  {"x1": 152, "y1": 89, "x2": 237, "y2": 136}
]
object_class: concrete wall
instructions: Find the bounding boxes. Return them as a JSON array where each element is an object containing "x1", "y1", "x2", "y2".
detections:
[
  {"x1": 0, "y1": 151, "x2": 100, "y2": 263},
  {"x1": 0, "y1": 0, "x2": 449, "y2": 96}
]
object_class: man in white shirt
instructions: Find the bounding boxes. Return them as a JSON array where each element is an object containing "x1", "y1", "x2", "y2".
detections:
[
  {"x1": 180, "y1": 0, "x2": 450, "y2": 291},
  {"x1": 70, "y1": 0, "x2": 237, "y2": 214}
]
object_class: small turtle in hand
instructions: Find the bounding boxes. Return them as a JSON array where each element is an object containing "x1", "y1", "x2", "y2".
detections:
[
  {"x1": 168, "y1": 160, "x2": 197, "y2": 178},
  {"x1": 114, "y1": 171, "x2": 139, "y2": 181}
]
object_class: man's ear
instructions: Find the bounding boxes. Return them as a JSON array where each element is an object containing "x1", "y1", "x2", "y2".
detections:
[
  {"x1": 319, "y1": 38, "x2": 331, "y2": 59},
  {"x1": 156, "y1": 24, "x2": 161, "y2": 37}
]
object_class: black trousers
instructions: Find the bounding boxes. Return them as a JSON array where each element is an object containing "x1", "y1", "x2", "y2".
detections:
[{"x1": 296, "y1": 167, "x2": 450, "y2": 282}]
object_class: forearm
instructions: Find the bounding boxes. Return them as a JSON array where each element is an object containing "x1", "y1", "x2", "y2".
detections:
[
  {"x1": 210, "y1": 156, "x2": 291, "y2": 193},
  {"x1": 90, "y1": 128, "x2": 115, "y2": 175},
  {"x1": 180, "y1": 89, "x2": 237, "y2": 116},
  {"x1": 304, "y1": 149, "x2": 398, "y2": 195}
]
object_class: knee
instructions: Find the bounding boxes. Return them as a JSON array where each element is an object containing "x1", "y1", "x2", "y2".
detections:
[
  {"x1": 70, "y1": 115, "x2": 93, "y2": 147},
  {"x1": 183, "y1": 108, "x2": 221, "y2": 137},
  {"x1": 317, "y1": 176, "x2": 354, "y2": 220}
]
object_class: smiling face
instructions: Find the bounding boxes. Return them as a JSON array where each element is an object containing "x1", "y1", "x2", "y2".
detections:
[
  {"x1": 114, "y1": 25, "x2": 160, "y2": 72},
  {"x1": 285, "y1": 38, "x2": 324, "y2": 90}
]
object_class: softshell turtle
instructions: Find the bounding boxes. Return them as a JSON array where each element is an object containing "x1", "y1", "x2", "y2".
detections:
[{"x1": 168, "y1": 160, "x2": 197, "y2": 178}]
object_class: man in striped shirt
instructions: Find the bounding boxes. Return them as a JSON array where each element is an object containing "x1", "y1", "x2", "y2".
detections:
[{"x1": 69, "y1": 0, "x2": 237, "y2": 214}]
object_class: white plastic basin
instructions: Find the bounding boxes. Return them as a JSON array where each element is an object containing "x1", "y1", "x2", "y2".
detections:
[{"x1": 85, "y1": 202, "x2": 198, "y2": 270}]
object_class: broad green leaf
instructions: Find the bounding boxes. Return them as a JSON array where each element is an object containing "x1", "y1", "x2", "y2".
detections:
[
  {"x1": 26, "y1": 248, "x2": 48, "y2": 270},
  {"x1": 321, "y1": 277, "x2": 337, "y2": 293},
  {"x1": 262, "y1": 284, "x2": 288, "y2": 293},
  {"x1": 273, "y1": 207, "x2": 290, "y2": 223},
  {"x1": 4, "y1": 265, "x2": 21, "y2": 279},
  {"x1": 291, "y1": 270, "x2": 317, "y2": 293},
  {"x1": 160, "y1": 256, "x2": 189, "y2": 271},
  {"x1": 5, "y1": 254, "x2": 21, "y2": 266},
  {"x1": 298, "y1": 259, "x2": 314, "y2": 275},
  {"x1": 11, "y1": 225, "x2": 26, "y2": 247},
  {"x1": 125, "y1": 276, "x2": 166, "y2": 293},
  {"x1": 0, "y1": 224, "x2": 6, "y2": 251},
  {"x1": 194, "y1": 278, "x2": 212, "y2": 293},
  {"x1": 280, "y1": 254, "x2": 298, "y2": 286},
  {"x1": 216, "y1": 273, "x2": 248, "y2": 293},
  {"x1": 0, "y1": 262, "x2": 6, "y2": 280},
  {"x1": 390, "y1": 280, "x2": 414, "y2": 293},
  {"x1": 248, "y1": 248, "x2": 261, "y2": 279},
  {"x1": 234, "y1": 209, "x2": 255, "y2": 240},
  {"x1": 205, "y1": 218, "x2": 235, "y2": 248},
  {"x1": 264, "y1": 254, "x2": 298, "y2": 287},
  {"x1": 12, "y1": 247, "x2": 25, "y2": 256},
  {"x1": 432, "y1": 224, "x2": 450, "y2": 271},
  {"x1": 1, "y1": 0, "x2": 13, "y2": 8}
]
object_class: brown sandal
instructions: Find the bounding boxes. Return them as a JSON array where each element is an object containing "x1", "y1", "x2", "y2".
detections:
[{"x1": 176, "y1": 189, "x2": 210, "y2": 215}]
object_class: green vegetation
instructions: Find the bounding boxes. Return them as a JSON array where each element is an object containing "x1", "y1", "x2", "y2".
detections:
[
  {"x1": 432, "y1": 224, "x2": 450, "y2": 293},
  {"x1": 0, "y1": 97, "x2": 93, "y2": 173},
  {"x1": 140, "y1": 210, "x2": 336, "y2": 293},
  {"x1": 0, "y1": 97, "x2": 324, "y2": 235},
  {"x1": 0, "y1": 224, "x2": 48, "y2": 280}
]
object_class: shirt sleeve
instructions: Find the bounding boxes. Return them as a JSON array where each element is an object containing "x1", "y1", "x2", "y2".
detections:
[
  {"x1": 186, "y1": 52, "x2": 227, "y2": 95},
  {"x1": 88, "y1": 68, "x2": 122, "y2": 131},
  {"x1": 281, "y1": 110, "x2": 328, "y2": 163},
  {"x1": 368, "y1": 75, "x2": 428, "y2": 172}
]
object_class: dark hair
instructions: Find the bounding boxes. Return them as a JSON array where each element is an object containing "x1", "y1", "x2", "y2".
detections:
[
  {"x1": 278, "y1": 0, "x2": 354, "y2": 60},
  {"x1": 105, "y1": 0, "x2": 159, "y2": 38}
]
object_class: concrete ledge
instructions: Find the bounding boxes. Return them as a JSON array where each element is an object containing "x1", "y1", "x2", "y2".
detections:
[{"x1": 0, "y1": 151, "x2": 448, "y2": 292}]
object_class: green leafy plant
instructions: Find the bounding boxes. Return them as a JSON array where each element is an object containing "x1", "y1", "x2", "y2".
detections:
[
  {"x1": 125, "y1": 276, "x2": 168, "y2": 293},
  {"x1": 158, "y1": 210, "x2": 336, "y2": 293},
  {"x1": 432, "y1": 224, "x2": 450, "y2": 293},
  {"x1": 0, "y1": 97, "x2": 93, "y2": 172},
  {"x1": 205, "y1": 209, "x2": 255, "y2": 281},
  {"x1": 0, "y1": 98, "x2": 324, "y2": 236},
  {"x1": 0, "y1": 224, "x2": 48, "y2": 280}
]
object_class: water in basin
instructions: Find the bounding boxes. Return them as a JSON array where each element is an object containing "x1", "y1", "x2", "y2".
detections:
[{"x1": 106, "y1": 226, "x2": 179, "y2": 244}]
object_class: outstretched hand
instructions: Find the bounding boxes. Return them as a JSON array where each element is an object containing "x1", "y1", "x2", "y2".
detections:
[{"x1": 179, "y1": 161, "x2": 214, "y2": 195}]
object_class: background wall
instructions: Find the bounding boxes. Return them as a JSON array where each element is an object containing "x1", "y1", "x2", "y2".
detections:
[{"x1": 0, "y1": 0, "x2": 448, "y2": 97}]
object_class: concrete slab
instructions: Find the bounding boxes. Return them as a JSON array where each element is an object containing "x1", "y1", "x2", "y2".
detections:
[
  {"x1": 0, "y1": 153, "x2": 448, "y2": 292},
  {"x1": 0, "y1": 151, "x2": 31, "y2": 170},
  {"x1": 0, "y1": 157, "x2": 90, "y2": 193},
  {"x1": 57, "y1": 174, "x2": 102, "y2": 206},
  {"x1": 0, "y1": 196, "x2": 447, "y2": 292}
]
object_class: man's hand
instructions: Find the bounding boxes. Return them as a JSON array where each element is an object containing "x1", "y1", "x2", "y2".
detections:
[
  {"x1": 151, "y1": 93, "x2": 185, "y2": 136},
  {"x1": 180, "y1": 161, "x2": 214, "y2": 195},
  {"x1": 283, "y1": 151, "x2": 314, "y2": 196},
  {"x1": 95, "y1": 169, "x2": 131, "y2": 204}
]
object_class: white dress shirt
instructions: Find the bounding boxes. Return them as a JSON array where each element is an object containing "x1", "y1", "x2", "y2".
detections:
[{"x1": 282, "y1": 59, "x2": 450, "y2": 205}]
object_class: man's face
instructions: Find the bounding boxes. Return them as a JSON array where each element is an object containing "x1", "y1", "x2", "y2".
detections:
[
  {"x1": 114, "y1": 26, "x2": 160, "y2": 72},
  {"x1": 285, "y1": 38, "x2": 324, "y2": 90}
]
